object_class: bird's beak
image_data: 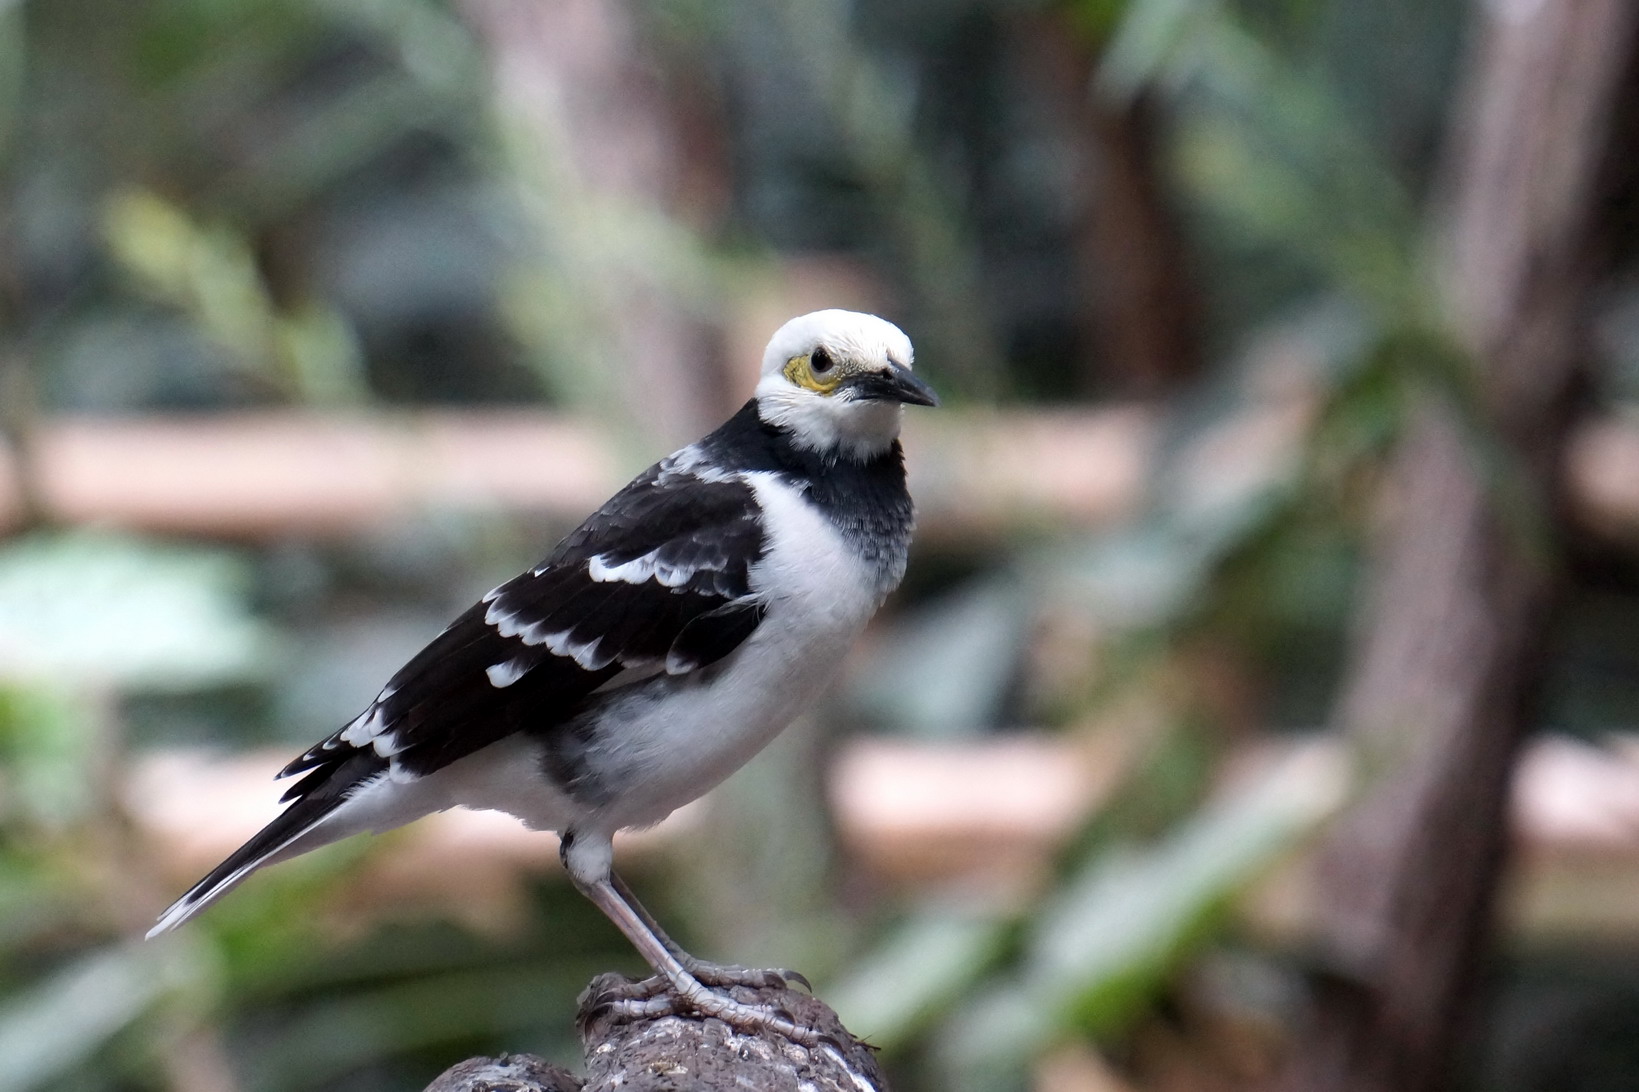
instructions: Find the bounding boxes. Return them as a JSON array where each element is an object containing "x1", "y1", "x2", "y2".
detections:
[{"x1": 845, "y1": 362, "x2": 940, "y2": 407}]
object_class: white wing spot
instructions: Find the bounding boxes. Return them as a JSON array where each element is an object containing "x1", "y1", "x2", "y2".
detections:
[
  {"x1": 338, "y1": 686, "x2": 403, "y2": 755},
  {"x1": 384, "y1": 759, "x2": 418, "y2": 784},
  {"x1": 590, "y1": 554, "x2": 678, "y2": 586},
  {"x1": 484, "y1": 599, "x2": 614, "y2": 670},
  {"x1": 371, "y1": 731, "x2": 406, "y2": 758},
  {"x1": 486, "y1": 659, "x2": 529, "y2": 688},
  {"x1": 588, "y1": 550, "x2": 711, "y2": 588},
  {"x1": 541, "y1": 629, "x2": 610, "y2": 670},
  {"x1": 340, "y1": 705, "x2": 387, "y2": 748},
  {"x1": 484, "y1": 600, "x2": 531, "y2": 637},
  {"x1": 660, "y1": 444, "x2": 737, "y2": 484}
]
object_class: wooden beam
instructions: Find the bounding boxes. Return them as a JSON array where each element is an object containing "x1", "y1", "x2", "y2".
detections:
[
  {"x1": 129, "y1": 734, "x2": 1639, "y2": 942},
  {"x1": 11, "y1": 406, "x2": 1639, "y2": 545},
  {"x1": 0, "y1": 408, "x2": 1155, "y2": 539}
]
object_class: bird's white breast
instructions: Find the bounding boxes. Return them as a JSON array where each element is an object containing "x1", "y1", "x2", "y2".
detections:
[
  {"x1": 366, "y1": 471, "x2": 892, "y2": 843},
  {"x1": 567, "y1": 470, "x2": 883, "y2": 832}
]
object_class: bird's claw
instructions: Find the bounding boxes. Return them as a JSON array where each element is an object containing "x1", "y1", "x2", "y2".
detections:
[
  {"x1": 683, "y1": 960, "x2": 811, "y2": 993},
  {"x1": 681, "y1": 987, "x2": 823, "y2": 1046},
  {"x1": 583, "y1": 973, "x2": 672, "y2": 1007},
  {"x1": 584, "y1": 972, "x2": 823, "y2": 1047},
  {"x1": 586, "y1": 992, "x2": 683, "y2": 1022}
]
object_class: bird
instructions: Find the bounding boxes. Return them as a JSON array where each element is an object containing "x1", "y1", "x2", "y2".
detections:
[{"x1": 148, "y1": 308, "x2": 937, "y2": 1042}]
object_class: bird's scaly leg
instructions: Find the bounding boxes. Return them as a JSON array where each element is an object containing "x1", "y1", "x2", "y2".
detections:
[
  {"x1": 573, "y1": 874, "x2": 820, "y2": 1045},
  {"x1": 608, "y1": 873, "x2": 810, "y2": 993}
]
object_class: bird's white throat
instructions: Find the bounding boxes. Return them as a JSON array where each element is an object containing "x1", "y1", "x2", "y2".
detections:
[{"x1": 753, "y1": 379, "x2": 904, "y2": 460}]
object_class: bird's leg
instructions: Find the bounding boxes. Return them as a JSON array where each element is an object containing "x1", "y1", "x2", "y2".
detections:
[
  {"x1": 573, "y1": 874, "x2": 821, "y2": 1045},
  {"x1": 610, "y1": 872, "x2": 810, "y2": 993}
]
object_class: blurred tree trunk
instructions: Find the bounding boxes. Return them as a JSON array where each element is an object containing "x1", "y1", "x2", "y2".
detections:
[
  {"x1": 1027, "y1": 15, "x2": 1205, "y2": 398},
  {"x1": 1277, "y1": 4, "x2": 1639, "y2": 1092},
  {"x1": 456, "y1": 0, "x2": 733, "y2": 443},
  {"x1": 1077, "y1": 84, "x2": 1203, "y2": 398}
]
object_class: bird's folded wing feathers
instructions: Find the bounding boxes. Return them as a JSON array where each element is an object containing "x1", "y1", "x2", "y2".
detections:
[{"x1": 281, "y1": 461, "x2": 769, "y2": 787}]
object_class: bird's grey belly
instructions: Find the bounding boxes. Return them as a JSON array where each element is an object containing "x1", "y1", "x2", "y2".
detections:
[{"x1": 541, "y1": 620, "x2": 854, "y2": 831}]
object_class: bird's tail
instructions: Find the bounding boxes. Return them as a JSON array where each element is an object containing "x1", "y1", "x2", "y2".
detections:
[
  {"x1": 146, "y1": 746, "x2": 398, "y2": 937},
  {"x1": 146, "y1": 792, "x2": 348, "y2": 937}
]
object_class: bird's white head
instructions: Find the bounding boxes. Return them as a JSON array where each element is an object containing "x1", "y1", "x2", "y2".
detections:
[{"x1": 755, "y1": 309, "x2": 937, "y2": 460}]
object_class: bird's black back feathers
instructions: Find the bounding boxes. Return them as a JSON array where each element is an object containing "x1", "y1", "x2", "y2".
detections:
[{"x1": 278, "y1": 400, "x2": 911, "y2": 798}]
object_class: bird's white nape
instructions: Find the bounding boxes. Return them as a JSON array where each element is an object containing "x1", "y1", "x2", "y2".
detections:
[{"x1": 754, "y1": 309, "x2": 918, "y2": 460}]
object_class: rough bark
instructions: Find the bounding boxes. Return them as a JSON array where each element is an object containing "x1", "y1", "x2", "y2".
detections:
[
  {"x1": 1277, "y1": 3, "x2": 1639, "y2": 1092},
  {"x1": 423, "y1": 976, "x2": 889, "y2": 1092},
  {"x1": 425, "y1": 1054, "x2": 582, "y2": 1092}
]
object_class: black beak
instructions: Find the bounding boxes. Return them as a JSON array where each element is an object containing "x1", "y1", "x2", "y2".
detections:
[{"x1": 844, "y1": 361, "x2": 940, "y2": 407}]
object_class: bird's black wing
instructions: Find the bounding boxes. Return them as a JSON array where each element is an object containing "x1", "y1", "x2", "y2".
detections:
[{"x1": 280, "y1": 460, "x2": 768, "y2": 788}]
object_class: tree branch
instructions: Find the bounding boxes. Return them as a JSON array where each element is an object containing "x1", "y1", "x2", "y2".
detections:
[{"x1": 424, "y1": 975, "x2": 890, "y2": 1092}]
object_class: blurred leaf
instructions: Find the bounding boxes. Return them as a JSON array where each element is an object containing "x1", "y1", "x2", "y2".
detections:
[
  {"x1": 1051, "y1": 525, "x2": 1213, "y2": 633},
  {"x1": 322, "y1": 0, "x2": 483, "y2": 98},
  {"x1": 1048, "y1": 301, "x2": 1379, "y2": 644},
  {"x1": 825, "y1": 910, "x2": 1007, "y2": 1051},
  {"x1": 930, "y1": 746, "x2": 1346, "y2": 1087},
  {"x1": 0, "y1": 532, "x2": 276, "y2": 691},
  {"x1": 0, "y1": 937, "x2": 208, "y2": 1092},
  {"x1": 274, "y1": 300, "x2": 369, "y2": 406},
  {"x1": 0, "y1": 683, "x2": 95, "y2": 827},
  {"x1": 103, "y1": 189, "x2": 267, "y2": 341},
  {"x1": 224, "y1": 73, "x2": 464, "y2": 221},
  {"x1": 1099, "y1": 1, "x2": 1428, "y2": 319},
  {"x1": 1096, "y1": 0, "x2": 1221, "y2": 101},
  {"x1": 102, "y1": 189, "x2": 367, "y2": 404},
  {"x1": 851, "y1": 579, "x2": 1030, "y2": 737}
]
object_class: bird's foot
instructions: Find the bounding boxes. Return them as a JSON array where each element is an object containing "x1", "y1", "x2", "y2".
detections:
[
  {"x1": 584, "y1": 973, "x2": 824, "y2": 1047},
  {"x1": 586, "y1": 961, "x2": 808, "y2": 1002},
  {"x1": 583, "y1": 973, "x2": 673, "y2": 1007},
  {"x1": 677, "y1": 981, "x2": 824, "y2": 1046},
  {"x1": 682, "y1": 959, "x2": 811, "y2": 993}
]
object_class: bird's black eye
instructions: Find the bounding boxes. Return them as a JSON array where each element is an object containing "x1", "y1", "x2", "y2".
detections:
[{"x1": 810, "y1": 347, "x2": 834, "y2": 374}]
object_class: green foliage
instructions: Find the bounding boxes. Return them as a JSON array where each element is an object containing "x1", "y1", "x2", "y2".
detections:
[
  {"x1": 0, "y1": 938, "x2": 211, "y2": 1092},
  {"x1": 0, "y1": 531, "x2": 275, "y2": 692},
  {"x1": 3, "y1": 0, "x2": 1602, "y2": 1087},
  {"x1": 103, "y1": 189, "x2": 367, "y2": 404},
  {"x1": 0, "y1": 684, "x2": 99, "y2": 830},
  {"x1": 827, "y1": 911, "x2": 1009, "y2": 1049},
  {"x1": 929, "y1": 751, "x2": 1342, "y2": 1090}
]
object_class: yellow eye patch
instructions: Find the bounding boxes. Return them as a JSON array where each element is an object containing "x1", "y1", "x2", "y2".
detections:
[{"x1": 783, "y1": 349, "x2": 846, "y2": 394}]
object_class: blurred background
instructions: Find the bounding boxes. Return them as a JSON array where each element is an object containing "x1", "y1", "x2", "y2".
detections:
[{"x1": 3, "y1": 0, "x2": 1639, "y2": 1089}]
